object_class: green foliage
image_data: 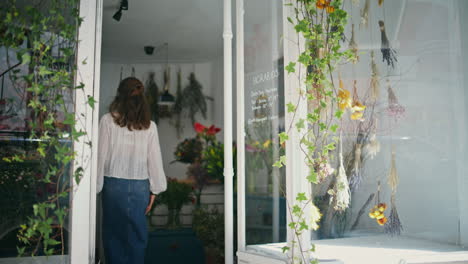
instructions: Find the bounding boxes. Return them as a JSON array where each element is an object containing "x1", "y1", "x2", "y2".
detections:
[
  {"x1": 192, "y1": 207, "x2": 224, "y2": 263},
  {"x1": 0, "y1": 0, "x2": 89, "y2": 256},
  {"x1": 202, "y1": 142, "x2": 225, "y2": 182},
  {"x1": 155, "y1": 178, "x2": 194, "y2": 210},
  {"x1": 282, "y1": 0, "x2": 350, "y2": 262}
]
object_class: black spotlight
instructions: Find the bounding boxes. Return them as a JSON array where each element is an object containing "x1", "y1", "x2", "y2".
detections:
[
  {"x1": 121, "y1": 0, "x2": 128, "y2": 10},
  {"x1": 144, "y1": 46, "x2": 155, "y2": 55},
  {"x1": 112, "y1": 8, "x2": 122, "y2": 21}
]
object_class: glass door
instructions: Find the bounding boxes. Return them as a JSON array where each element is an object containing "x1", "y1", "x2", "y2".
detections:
[{"x1": 237, "y1": 0, "x2": 286, "y2": 250}]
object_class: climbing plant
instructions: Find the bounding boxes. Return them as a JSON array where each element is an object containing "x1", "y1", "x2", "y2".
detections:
[
  {"x1": 277, "y1": 0, "x2": 356, "y2": 263},
  {"x1": 0, "y1": 0, "x2": 92, "y2": 257}
]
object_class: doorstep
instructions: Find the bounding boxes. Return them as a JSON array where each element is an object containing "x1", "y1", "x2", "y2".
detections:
[{"x1": 0, "y1": 255, "x2": 69, "y2": 264}]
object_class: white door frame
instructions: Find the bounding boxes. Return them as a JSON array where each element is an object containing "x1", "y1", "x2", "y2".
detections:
[
  {"x1": 70, "y1": 0, "x2": 103, "y2": 263},
  {"x1": 71, "y1": 0, "x2": 234, "y2": 263}
]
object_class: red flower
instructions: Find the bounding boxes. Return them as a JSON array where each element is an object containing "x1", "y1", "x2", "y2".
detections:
[
  {"x1": 194, "y1": 122, "x2": 206, "y2": 133},
  {"x1": 206, "y1": 125, "x2": 221, "y2": 136}
]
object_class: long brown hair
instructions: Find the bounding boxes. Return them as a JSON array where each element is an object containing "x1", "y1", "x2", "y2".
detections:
[{"x1": 109, "y1": 77, "x2": 151, "y2": 130}]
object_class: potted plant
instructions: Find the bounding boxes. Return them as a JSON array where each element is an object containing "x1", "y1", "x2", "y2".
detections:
[
  {"x1": 192, "y1": 207, "x2": 224, "y2": 264},
  {"x1": 154, "y1": 178, "x2": 195, "y2": 229}
]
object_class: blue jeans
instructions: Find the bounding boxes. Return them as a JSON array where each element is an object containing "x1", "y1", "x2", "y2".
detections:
[{"x1": 102, "y1": 177, "x2": 150, "y2": 264}]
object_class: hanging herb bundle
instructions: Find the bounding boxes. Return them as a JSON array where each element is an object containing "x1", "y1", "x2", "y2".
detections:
[
  {"x1": 145, "y1": 72, "x2": 160, "y2": 124},
  {"x1": 360, "y1": 0, "x2": 370, "y2": 28},
  {"x1": 348, "y1": 142, "x2": 363, "y2": 191},
  {"x1": 174, "y1": 72, "x2": 211, "y2": 124},
  {"x1": 172, "y1": 68, "x2": 184, "y2": 137},
  {"x1": 328, "y1": 132, "x2": 351, "y2": 211},
  {"x1": 386, "y1": 80, "x2": 405, "y2": 118},
  {"x1": 159, "y1": 67, "x2": 175, "y2": 118},
  {"x1": 370, "y1": 51, "x2": 380, "y2": 101},
  {"x1": 379, "y1": 20, "x2": 397, "y2": 68},
  {"x1": 349, "y1": 24, "x2": 359, "y2": 63},
  {"x1": 365, "y1": 118, "x2": 380, "y2": 159},
  {"x1": 385, "y1": 149, "x2": 403, "y2": 235}
]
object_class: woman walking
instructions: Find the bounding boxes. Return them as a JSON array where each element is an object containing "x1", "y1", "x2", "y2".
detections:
[{"x1": 97, "y1": 77, "x2": 167, "y2": 264}]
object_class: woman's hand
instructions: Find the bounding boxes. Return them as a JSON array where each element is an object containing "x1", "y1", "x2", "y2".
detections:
[{"x1": 145, "y1": 194, "x2": 156, "y2": 215}]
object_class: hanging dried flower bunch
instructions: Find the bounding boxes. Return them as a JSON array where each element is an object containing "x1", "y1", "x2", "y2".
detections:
[
  {"x1": 349, "y1": 24, "x2": 359, "y2": 63},
  {"x1": 172, "y1": 68, "x2": 184, "y2": 137},
  {"x1": 328, "y1": 132, "x2": 351, "y2": 211},
  {"x1": 145, "y1": 72, "x2": 160, "y2": 124},
  {"x1": 349, "y1": 142, "x2": 363, "y2": 191},
  {"x1": 350, "y1": 81, "x2": 366, "y2": 121},
  {"x1": 360, "y1": 0, "x2": 370, "y2": 28},
  {"x1": 316, "y1": 0, "x2": 336, "y2": 13},
  {"x1": 385, "y1": 149, "x2": 403, "y2": 235},
  {"x1": 177, "y1": 72, "x2": 211, "y2": 124},
  {"x1": 386, "y1": 80, "x2": 405, "y2": 118},
  {"x1": 370, "y1": 51, "x2": 380, "y2": 101},
  {"x1": 365, "y1": 119, "x2": 380, "y2": 159},
  {"x1": 338, "y1": 73, "x2": 352, "y2": 110},
  {"x1": 378, "y1": 0, "x2": 384, "y2": 6},
  {"x1": 379, "y1": 20, "x2": 397, "y2": 68},
  {"x1": 368, "y1": 181, "x2": 388, "y2": 226}
]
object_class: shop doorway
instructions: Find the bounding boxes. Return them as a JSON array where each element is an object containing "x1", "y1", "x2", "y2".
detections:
[{"x1": 95, "y1": 0, "x2": 229, "y2": 264}]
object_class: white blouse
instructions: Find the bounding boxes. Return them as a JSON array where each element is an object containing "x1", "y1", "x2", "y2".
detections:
[{"x1": 96, "y1": 113, "x2": 167, "y2": 194}]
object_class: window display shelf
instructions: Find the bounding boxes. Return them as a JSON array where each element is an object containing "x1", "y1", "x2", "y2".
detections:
[{"x1": 242, "y1": 235, "x2": 468, "y2": 264}]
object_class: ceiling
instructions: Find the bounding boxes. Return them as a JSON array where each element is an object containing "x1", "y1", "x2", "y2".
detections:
[{"x1": 101, "y1": 0, "x2": 224, "y2": 63}]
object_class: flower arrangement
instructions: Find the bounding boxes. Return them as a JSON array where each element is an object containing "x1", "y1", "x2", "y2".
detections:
[
  {"x1": 173, "y1": 138, "x2": 203, "y2": 164},
  {"x1": 173, "y1": 122, "x2": 225, "y2": 207}
]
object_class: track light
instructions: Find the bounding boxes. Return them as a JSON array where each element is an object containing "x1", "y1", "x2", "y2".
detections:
[
  {"x1": 112, "y1": 8, "x2": 122, "y2": 21},
  {"x1": 121, "y1": 0, "x2": 128, "y2": 10}
]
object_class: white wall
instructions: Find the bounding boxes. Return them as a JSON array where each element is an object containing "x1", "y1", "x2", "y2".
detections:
[{"x1": 99, "y1": 60, "x2": 223, "y2": 180}]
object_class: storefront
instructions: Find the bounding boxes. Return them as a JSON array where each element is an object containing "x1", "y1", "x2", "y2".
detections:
[{"x1": 1, "y1": 0, "x2": 468, "y2": 264}]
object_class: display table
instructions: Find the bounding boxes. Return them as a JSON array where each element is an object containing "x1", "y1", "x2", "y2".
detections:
[
  {"x1": 145, "y1": 228, "x2": 205, "y2": 264},
  {"x1": 239, "y1": 235, "x2": 468, "y2": 264}
]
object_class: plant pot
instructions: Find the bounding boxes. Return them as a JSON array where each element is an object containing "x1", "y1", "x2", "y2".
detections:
[
  {"x1": 166, "y1": 208, "x2": 182, "y2": 229},
  {"x1": 204, "y1": 247, "x2": 219, "y2": 264}
]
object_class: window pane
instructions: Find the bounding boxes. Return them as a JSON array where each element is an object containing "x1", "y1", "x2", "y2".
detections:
[
  {"x1": 244, "y1": 0, "x2": 286, "y2": 245},
  {"x1": 0, "y1": 1, "x2": 77, "y2": 259},
  {"x1": 312, "y1": 0, "x2": 468, "y2": 262}
]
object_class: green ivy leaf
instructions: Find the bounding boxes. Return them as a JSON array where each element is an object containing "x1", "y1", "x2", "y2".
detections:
[
  {"x1": 74, "y1": 167, "x2": 84, "y2": 184},
  {"x1": 335, "y1": 110, "x2": 344, "y2": 119},
  {"x1": 330, "y1": 124, "x2": 339, "y2": 133},
  {"x1": 292, "y1": 205, "x2": 302, "y2": 216},
  {"x1": 307, "y1": 170, "x2": 317, "y2": 184},
  {"x1": 287, "y1": 102, "x2": 296, "y2": 113},
  {"x1": 296, "y1": 192, "x2": 307, "y2": 202},
  {"x1": 281, "y1": 246, "x2": 290, "y2": 253},
  {"x1": 63, "y1": 113, "x2": 75, "y2": 125},
  {"x1": 279, "y1": 132, "x2": 289, "y2": 144},
  {"x1": 295, "y1": 118, "x2": 305, "y2": 131},
  {"x1": 285, "y1": 62, "x2": 296, "y2": 73},
  {"x1": 20, "y1": 53, "x2": 31, "y2": 65},
  {"x1": 87, "y1": 95, "x2": 96, "y2": 109}
]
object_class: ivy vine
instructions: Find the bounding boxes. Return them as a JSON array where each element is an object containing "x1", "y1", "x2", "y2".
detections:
[
  {"x1": 0, "y1": 0, "x2": 91, "y2": 257},
  {"x1": 278, "y1": 0, "x2": 354, "y2": 263}
]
